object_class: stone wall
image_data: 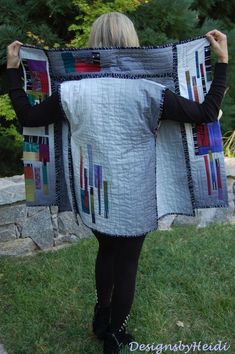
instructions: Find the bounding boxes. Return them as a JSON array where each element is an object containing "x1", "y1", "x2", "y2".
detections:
[
  {"x1": 0, "y1": 158, "x2": 234, "y2": 256},
  {"x1": 0, "y1": 175, "x2": 91, "y2": 256}
]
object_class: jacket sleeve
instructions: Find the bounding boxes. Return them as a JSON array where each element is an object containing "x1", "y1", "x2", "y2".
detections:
[
  {"x1": 7, "y1": 68, "x2": 63, "y2": 127},
  {"x1": 161, "y1": 63, "x2": 228, "y2": 124}
]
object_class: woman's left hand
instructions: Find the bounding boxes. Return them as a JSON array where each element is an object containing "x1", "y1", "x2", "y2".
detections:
[
  {"x1": 7, "y1": 40, "x2": 23, "y2": 69},
  {"x1": 206, "y1": 30, "x2": 228, "y2": 63}
]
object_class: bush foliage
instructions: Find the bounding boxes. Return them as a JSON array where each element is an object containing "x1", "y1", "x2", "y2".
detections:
[{"x1": 0, "y1": 95, "x2": 23, "y2": 176}]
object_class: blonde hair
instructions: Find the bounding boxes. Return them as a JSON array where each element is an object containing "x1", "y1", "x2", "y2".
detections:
[{"x1": 87, "y1": 12, "x2": 140, "y2": 48}]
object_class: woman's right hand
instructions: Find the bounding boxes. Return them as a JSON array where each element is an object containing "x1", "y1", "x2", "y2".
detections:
[
  {"x1": 206, "y1": 29, "x2": 228, "y2": 63},
  {"x1": 7, "y1": 40, "x2": 23, "y2": 69}
]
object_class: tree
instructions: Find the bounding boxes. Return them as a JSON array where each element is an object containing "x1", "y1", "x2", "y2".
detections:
[
  {"x1": 68, "y1": 0, "x2": 145, "y2": 47},
  {"x1": 0, "y1": 95, "x2": 23, "y2": 176},
  {"x1": 129, "y1": 0, "x2": 199, "y2": 45},
  {"x1": 191, "y1": 0, "x2": 235, "y2": 29},
  {"x1": 191, "y1": 0, "x2": 235, "y2": 131},
  {"x1": 0, "y1": 0, "x2": 78, "y2": 66},
  {"x1": 129, "y1": 0, "x2": 235, "y2": 132}
]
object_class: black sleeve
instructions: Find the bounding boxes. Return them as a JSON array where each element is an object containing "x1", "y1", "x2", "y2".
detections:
[
  {"x1": 161, "y1": 63, "x2": 228, "y2": 124},
  {"x1": 7, "y1": 68, "x2": 64, "y2": 127}
]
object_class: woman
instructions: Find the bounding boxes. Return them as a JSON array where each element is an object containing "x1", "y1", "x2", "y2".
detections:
[{"x1": 7, "y1": 12, "x2": 228, "y2": 354}]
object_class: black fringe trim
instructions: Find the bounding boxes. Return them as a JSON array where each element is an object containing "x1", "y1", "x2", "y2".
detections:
[
  {"x1": 91, "y1": 228, "x2": 147, "y2": 238},
  {"x1": 150, "y1": 88, "x2": 167, "y2": 229},
  {"x1": 157, "y1": 212, "x2": 194, "y2": 220},
  {"x1": 180, "y1": 122, "x2": 196, "y2": 215},
  {"x1": 159, "y1": 88, "x2": 166, "y2": 122},
  {"x1": 196, "y1": 203, "x2": 229, "y2": 209},
  {"x1": 155, "y1": 88, "x2": 168, "y2": 227},
  {"x1": 67, "y1": 124, "x2": 79, "y2": 214},
  {"x1": 44, "y1": 56, "x2": 59, "y2": 206},
  {"x1": 57, "y1": 84, "x2": 79, "y2": 215},
  {"x1": 172, "y1": 44, "x2": 180, "y2": 95},
  {"x1": 154, "y1": 89, "x2": 167, "y2": 230},
  {"x1": 52, "y1": 72, "x2": 174, "y2": 82},
  {"x1": 54, "y1": 121, "x2": 62, "y2": 207},
  {"x1": 172, "y1": 42, "x2": 196, "y2": 215},
  {"x1": 21, "y1": 35, "x2": 206, "y2": 52}
]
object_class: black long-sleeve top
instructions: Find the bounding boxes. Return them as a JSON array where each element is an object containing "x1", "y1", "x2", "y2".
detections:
[{"x1": 7, "y1": 64, "x2": 227, "y2": 127}]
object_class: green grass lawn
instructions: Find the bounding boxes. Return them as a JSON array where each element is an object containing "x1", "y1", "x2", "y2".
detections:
[{"x1": 0, "y1": 224, "x2": 234, "y2": 354}]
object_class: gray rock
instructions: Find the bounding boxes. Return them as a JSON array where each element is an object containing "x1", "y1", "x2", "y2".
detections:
[
  {"x1": 58, "y1": 211, "x2": 91, "y2": 239},
  {"x1": 76, "y1": 213, "x2": 92, "y2": 239},
  {"x1": 43, "y1": 243, "x2": 72, "y2": 253},
  {"x1": 70, "y1": 234, "x2": 79, "y2": 242},
  {"x1": 54, "y1": 233, "x2": 80, "y2": 246},
  {"x1": 174, "y1": 205, "x2": 234, "y2": 228},
  {"x1": 9, "y1": 175, "x2": 24, "y2": 183},
  {"x1": 174, "y1": 203, "x2": 234, "y2": 228},
  {"x1": 51, "y1": 213, "x2": 58, "y2": 233},
  {"x1": 0, "y1": 238, "x2": 38, "y2": 256},
  {"x1": 227, "y1": 178, "x2": 235, "y2": 223},
  {"x1": 196, "y1": 208, "x2": 228, "y2": 228},
  {"x1": 227, "y1": 178, "x2": 235, "y2": 201},
  {"x1": 0, "y1": 175, "x2": 25, "y2": 205},
  {"x1": 21, "y1": 208, "x2": 54, "y2": 250},
  {"x1": 225, "y1": 157, "x2": 235, "y2": 177},
  {"x1": 15, "y1": 223, "x2": 22, "y2": 237},
  {"x1": 0, "y1": 344, "x2": 8, "y2": 354},
  {"x1": 53, "y1": 234, "x2": 68, "y2": 246},
  {"x1": 26, "y1": 206, "x2": 48, "y2": 217},
  {"x1": 0, "y1": 204, "x2": 27, "y2": 226},
  {"x1": 173, "y1": 212, "x2": 199, "y2": 226},
  {"x1": 50, "y1": 205, "x2": 58, "y2": 215},
  {"x1": 157, "y1": 214, "x2": 175, "y2": 230},
  {"x1": 58, "y1": 211, "x2": 80, "y2": 235},
  {"x1": 0, "y1": 224, "x2": 17, "y2": 242}
]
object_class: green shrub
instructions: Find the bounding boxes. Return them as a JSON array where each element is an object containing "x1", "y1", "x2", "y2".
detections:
[
  {"x1": 223, "y1": 130, "x2": 235, "y2": 157},
  {"x1": 0, "y1": 94, "x2": 23, "y2": 177}
]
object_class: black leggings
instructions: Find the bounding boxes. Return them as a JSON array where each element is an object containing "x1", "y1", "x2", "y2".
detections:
[{"x1": 93, "y1": 230, "x2": 146, "y2": 332}]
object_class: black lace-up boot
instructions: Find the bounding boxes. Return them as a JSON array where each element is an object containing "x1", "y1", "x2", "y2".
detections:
[
  {"x1": 103, "y1": 327, "x2": 135, "y2": 354},
  {"x1": 92, "y1": 303, "x2": 111, "y2": 339},
  {"x1": 103, "y1": 313, "x2": 134, "y2": 354}
]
